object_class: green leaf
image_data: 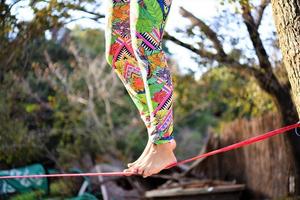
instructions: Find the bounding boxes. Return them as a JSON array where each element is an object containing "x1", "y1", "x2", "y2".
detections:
[
  {"x1": 147, "y1": 77, "x2": 157, "y2": 84},
  {"x1": 137, "y1": 93, "x2": 148, "y2": 104},
  {"x1": 149, "y1": 83, "x2": 164, "y2": 94},
  {"x1": 144, "y1": 0, "x2": 163, "y2": 22},
  {"x1": 136, "y1": 18, "x2": 154, "y2": 32},
  {"x1": 25, "y1": 103, "x2": 40, "y2": 113},
  {"x1": 136, "y1": 7, "x2": 156, "y2": 32},
  {"x1": 151, "y1": 100, "x2": 159, "y2": 108}
]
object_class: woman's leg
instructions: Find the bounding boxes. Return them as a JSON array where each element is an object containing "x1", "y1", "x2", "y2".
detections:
[
  {"x1": 105, "y1": 0, "x2": 151, "y2": 131},
  {"x1": 123, "y1": 0, "x2": 177, "y2": 178},
  {"x1": 130, "y1": 0, "x2": 174, "y2": 145},
  {"x1": 105, "y1": 0, "x2": 154, "y2": 167}
]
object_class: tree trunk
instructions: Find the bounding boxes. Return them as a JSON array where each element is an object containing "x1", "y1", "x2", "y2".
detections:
[
  {"x1": 271, "y1": 0, "x2": 300, "y2": 117},
  {"x1": 271, "y1": 0, "x2": 300, "y2": 195}
]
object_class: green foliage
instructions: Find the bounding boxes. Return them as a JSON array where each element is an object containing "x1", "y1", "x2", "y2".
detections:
[
  {"x1": 173, "y1": 67, "x2": 275, "y2": 133},
  {"x1": 199, "y1": 67, "x2": 275, "y2": 121},
  {"x1": 0, "y1": 73, "x2": 43, "y2": 166},
  {"x1": 171, "y1": 67, "x2": 275, "y2": 157},
  {"x1": 10, "y1": 190, "x2": 45, "y2": 200},
  {"x1": 49, "y1": 180, "x2": 78, "y2": 198},
  {"x1": 47, "y1": 93, "x2": 100, "y2": 168},
  {"x1": 119, "y1": 127, "x2": 148, "y2": 160},
  {"x1": 70, "y1": 26, "x2": 105, "y2": 58}
]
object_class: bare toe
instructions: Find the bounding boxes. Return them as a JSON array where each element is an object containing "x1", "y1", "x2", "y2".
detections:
[
  {"x1": 142, "y1": 168, "x2": 151, "y2": 178},
  {"x1": 130, "y1": 166, "x2": 139, "y2": 174},
  {"x1": 127, "y1": 162, "x2": 135, "y2": 168},
  {"x1": 123, "y1": 169, "x2": 134, "y2": 176},
  {"x1": 123, "y1": 168, "x2": 131, "y2": 173},
  {"x1": 127, "y1": 140, "x2": 152, "y2": 168},
  {"x1": 136, "y1": 166, "x2": 145, "y2": 175}
]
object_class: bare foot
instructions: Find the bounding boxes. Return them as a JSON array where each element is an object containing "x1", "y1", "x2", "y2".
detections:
[
  {"x1": 127, "y1": 139, "x2": 152, "y2": 168},
  {"x1": 124, "y1": 140, "x2": 177, "y2": 178}
]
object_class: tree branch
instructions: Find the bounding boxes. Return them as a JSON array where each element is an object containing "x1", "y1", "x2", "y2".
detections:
[
  {"x1": 164, "y1": 31, "x2": 286, "y2": 98},
  {"x1": 164, "y1": 32, "x2": 218, "y2": 61},
  {"x1": 72, "y1": 6, "x2": 105, "y2": 19},
  {"x1": 168, "y1": 6, "x2": 287, "y2": 110},
  {"x1": 164, "y1": 31, "x2": 259, "y2": 78},
  {"x1": 256, "y1": 0, "x2": 271, "y2": 28},
  {"x1": 240, "y1": 0, "x2": 273, "y2": 73},
  {"x1": 179, "y1": 7, "x2": 226, "y2": 57}
]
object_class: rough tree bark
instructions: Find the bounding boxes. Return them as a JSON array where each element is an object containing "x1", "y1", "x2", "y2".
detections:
[
  {"x1": 271, "y1": 0, "x2": 300, "y2": 195},
  {"x1": 271, "y1": 0, "x2": 300, "y2": 117}
]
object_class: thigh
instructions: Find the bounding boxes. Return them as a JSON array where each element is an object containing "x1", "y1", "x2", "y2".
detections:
[
  {"x1": 105, "y1": 0, "x2": 131, "y2": 38},
  {"x1": 105, "y1": 0, "x2": 136, "y2": 70}
]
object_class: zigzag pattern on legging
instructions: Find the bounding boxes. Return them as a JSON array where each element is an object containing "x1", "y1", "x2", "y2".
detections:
[
  {"x1": 105, "y1": 0, "x2": 174, "y2": 144},
  {"x1": 137, "y1": 32, "x2": 161, "y2": 51}
]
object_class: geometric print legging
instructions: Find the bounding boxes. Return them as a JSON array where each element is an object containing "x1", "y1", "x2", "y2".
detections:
[{"x1": 105, "y1": 0, "x2": 174, "y2": 144}]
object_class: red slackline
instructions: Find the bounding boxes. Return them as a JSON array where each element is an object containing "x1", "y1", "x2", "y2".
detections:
[{"x1": 0, "y1": 122, "x2": 299, "y2": 179}]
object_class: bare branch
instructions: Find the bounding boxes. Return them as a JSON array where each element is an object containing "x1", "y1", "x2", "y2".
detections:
[
  {"x1": 176, "y1": 5, "x2": 283, "y2": 97},
  {"x1": 179, "y1": 7, "x2": 226, "y2": 57},
  {"x1": 164, "y1": 32, "x2": 217, "y2": 60},
  {"x1": 44, "y1": 147, "x2": 66, "y2": 173},
  {"x1": 8, "y1": 0, "x2": 22, "y2": 11},
  {"x1": 256, "y1": 0, "x2": 271, "y2": 28},
  {"x1": 240, "y1": 1, "x2": 273, "y2": 73},
  {"x1": 74, "y1": 6, "x2": 105, "y2": 19},
  {"x1": 164, "y1": 32, "x2": 265, "y2": 87},
  {"x1": 44, "y1": 50, "x2": 89, "y2": 105}
]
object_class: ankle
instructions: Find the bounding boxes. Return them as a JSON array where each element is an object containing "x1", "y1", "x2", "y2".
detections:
[{"x1": 155, "y1": 139, "x2": 176, "y2": 151}]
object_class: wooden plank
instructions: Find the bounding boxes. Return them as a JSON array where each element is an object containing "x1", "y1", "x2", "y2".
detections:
[{"x1": 145, "y1": 184, "x2": 245, "y2": 198}]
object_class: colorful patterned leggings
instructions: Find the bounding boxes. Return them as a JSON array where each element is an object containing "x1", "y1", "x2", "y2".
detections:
[{"x1": 105, "y1": 0, "x2": 174, "y2": 144}]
